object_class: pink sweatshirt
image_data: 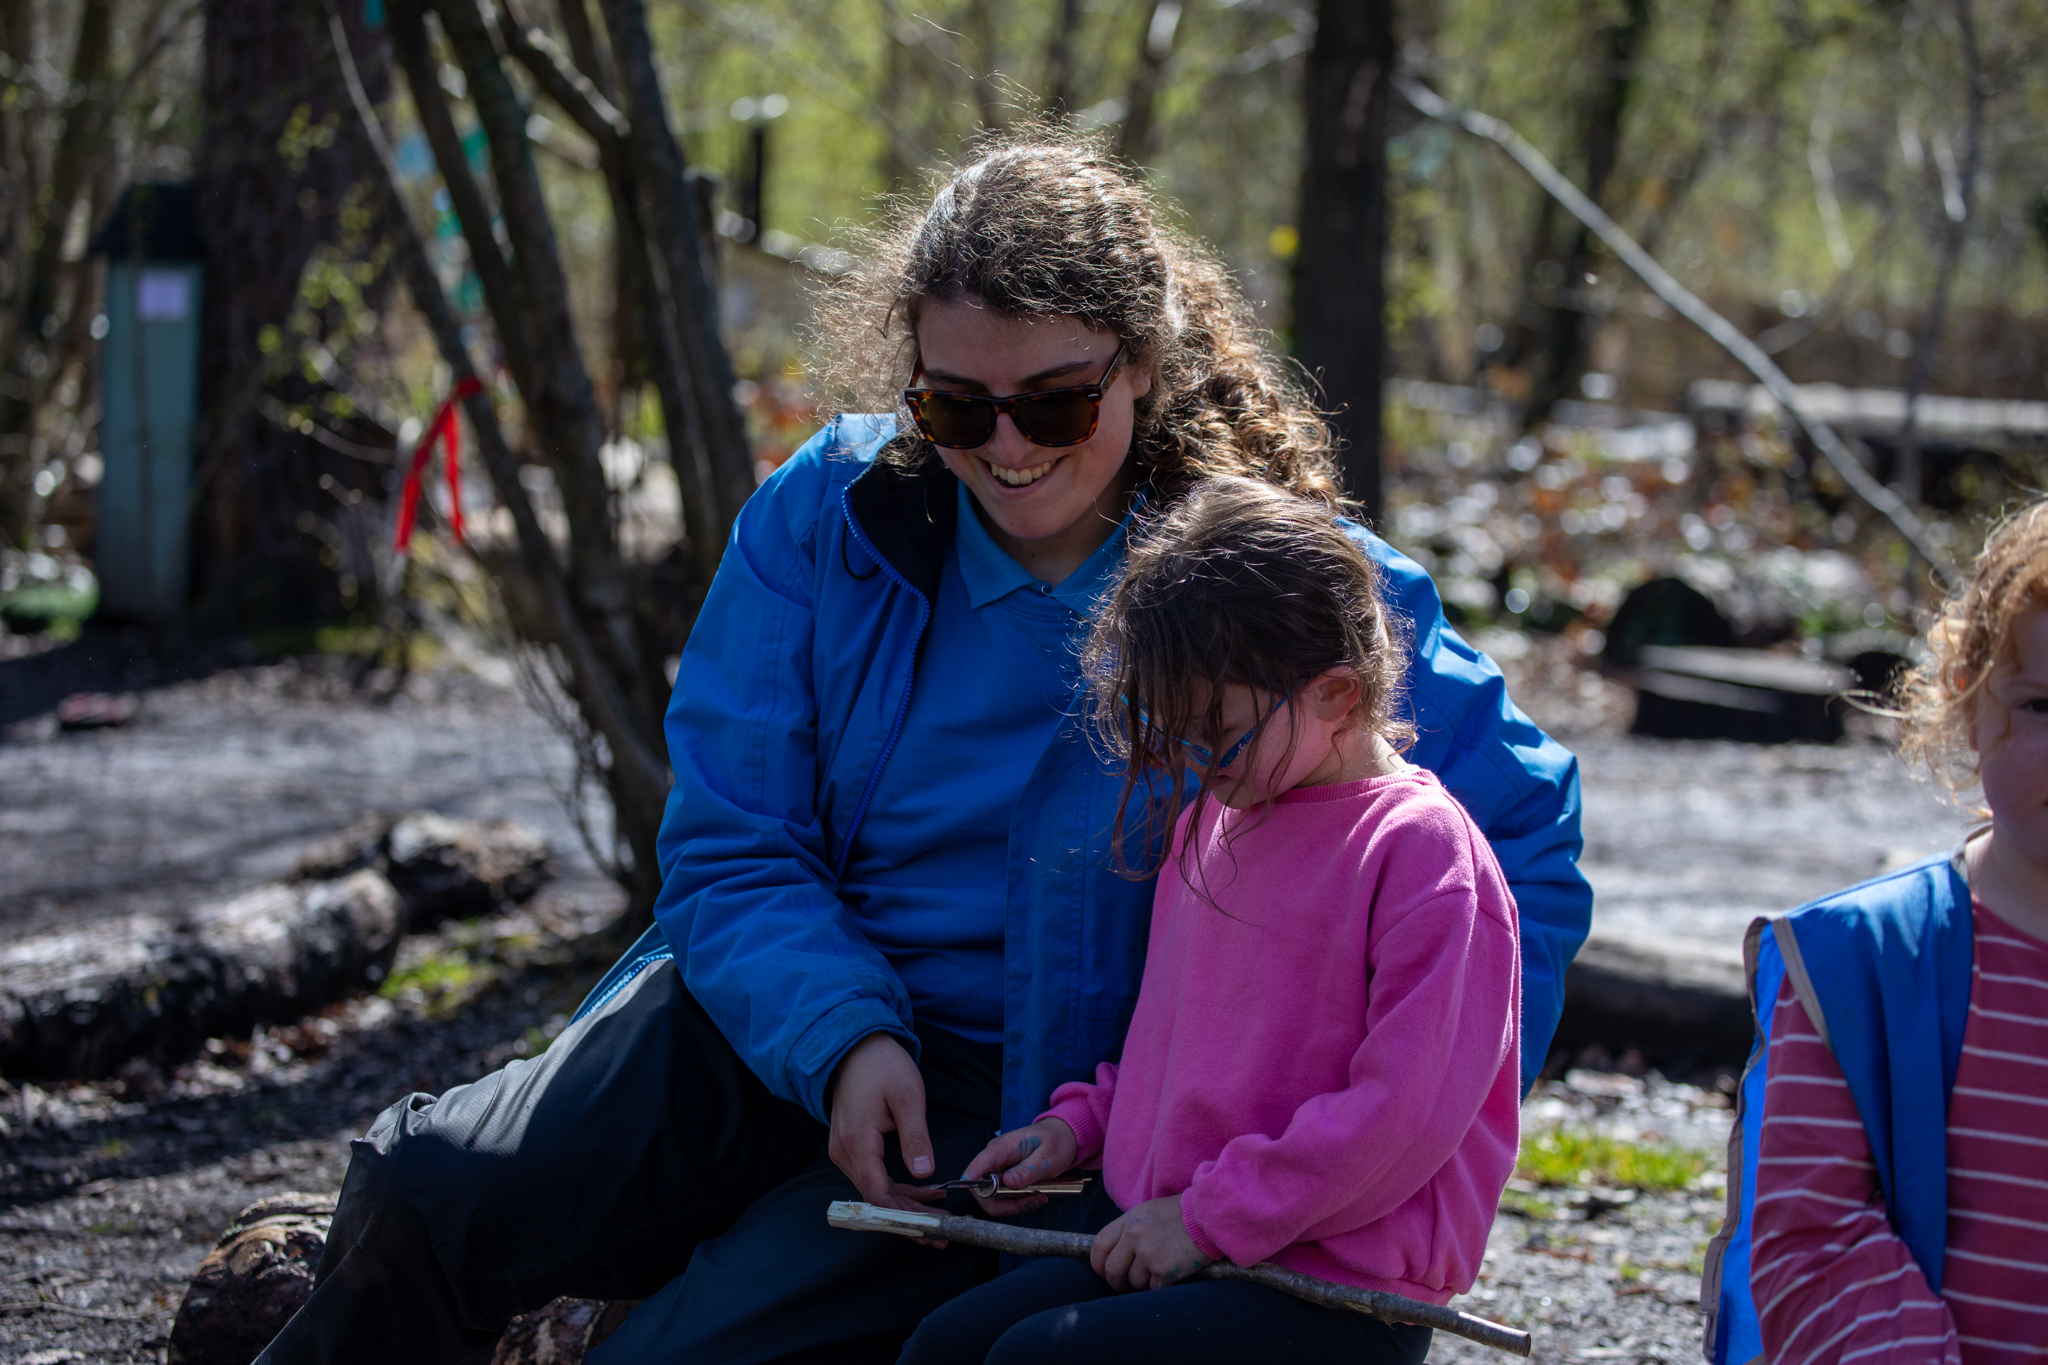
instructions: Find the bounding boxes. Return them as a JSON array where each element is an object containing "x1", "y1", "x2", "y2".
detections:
[{"x1": 1041, "y1": 769, "x2": 1522, "y2": 1304}]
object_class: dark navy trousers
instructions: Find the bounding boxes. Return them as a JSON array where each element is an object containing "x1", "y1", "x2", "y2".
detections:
[{"x1": 255, "y1": 955, "x2": 1008, "y2": 1365}]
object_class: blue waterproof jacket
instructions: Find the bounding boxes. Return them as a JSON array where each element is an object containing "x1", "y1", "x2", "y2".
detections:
[
  {"x1": 1701, "y1": 852, "x2": 1974, "y2": 1364},
  {"x1": 590, "y1": 416, "x2": 1589, "y2": 1133}
]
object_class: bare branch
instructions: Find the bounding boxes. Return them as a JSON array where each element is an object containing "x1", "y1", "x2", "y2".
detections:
[
  {"x1": 498, "y1": 1, "x2": 628, "y2": 149},
  {"x1": 1398, "y1": 75, "x2": 1963, "y2": 589},
  {"x1": 596, "y1": 0, "x2": 756, "y2": 542},
  {"x1": 385, "y1": 0, "x2": 533, "y2": 403}
]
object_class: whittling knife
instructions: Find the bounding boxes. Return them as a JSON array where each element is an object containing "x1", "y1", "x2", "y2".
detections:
[{"x1": 928, "y1": 1175, "x2": 1091, "y2": 1200}]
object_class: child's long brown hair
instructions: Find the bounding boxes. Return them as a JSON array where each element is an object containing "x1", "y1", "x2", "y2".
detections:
[
  {"x1": 1898, "y1": 495, "x2": 2048, "y2": 798},
  {"x1": 1081, "y1": 476, "x2": 1412, "y2": 877}
]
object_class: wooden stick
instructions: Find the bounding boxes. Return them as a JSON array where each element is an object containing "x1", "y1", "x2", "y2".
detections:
[{"x1": 826, "y1": 1201, "x2": 1533, "y2": 1357}]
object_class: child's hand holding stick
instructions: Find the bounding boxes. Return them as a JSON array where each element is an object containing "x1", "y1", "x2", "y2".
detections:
[
  {"x1": 826, "y1": 1200, "x2": 1533, "y2": 1356},
  {"x1": 954, "y1": 1121, "x2": 1212, "y2": 1290}
]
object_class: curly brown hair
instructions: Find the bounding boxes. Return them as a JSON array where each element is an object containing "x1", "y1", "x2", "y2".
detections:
[
  {"x1": 1897, "y1": 494, "x2": 2048, "y2": 795},
  {"x1": 1080, "y1": 476, "x2": 1412, "y2": 876},
  {"x1": 808, "y1": 125, "x2": 1343, "y2": 506}
]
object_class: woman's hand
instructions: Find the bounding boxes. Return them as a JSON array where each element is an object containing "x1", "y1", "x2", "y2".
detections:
[
  {"x1": 826, "y1": 1033, "x2": 941, "y2": 1213},
  {"x1": 1090, "y1": 1194, "x2": 1212, "y2": 1292},
  {"x1": 957, "y1": 1118, "x2": 1079, "y2": 1217}
]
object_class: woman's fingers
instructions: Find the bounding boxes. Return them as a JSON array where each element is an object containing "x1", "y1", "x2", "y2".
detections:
[
  {"x1": 830, "y1": 1121, "x2": 895, "y2": 1207},
  {"x1": 885, "y1": 1082, "x2": 935, "y2": 1182},
  {"x1": 826, "y1": 1034, "x2": 932, "y2": 1210}
]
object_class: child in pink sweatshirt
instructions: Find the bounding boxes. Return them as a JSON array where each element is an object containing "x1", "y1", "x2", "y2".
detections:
[{"x1": 898, "y1": 476, "x2": 1522, "y2": 1365}]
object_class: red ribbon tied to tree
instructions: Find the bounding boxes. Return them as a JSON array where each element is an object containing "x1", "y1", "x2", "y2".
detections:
[{"x1": 394, "y1": 375, "x2": 485, "y2": 556}]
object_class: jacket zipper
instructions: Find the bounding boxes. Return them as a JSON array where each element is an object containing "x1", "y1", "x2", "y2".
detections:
[{"x1": 831, "y1": 485, "x2": 932, "y2": 880}]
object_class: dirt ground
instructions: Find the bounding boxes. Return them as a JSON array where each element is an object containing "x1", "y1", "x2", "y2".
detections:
[{"x1": 0, "y1": 643, "x2": 1978, "y2": 1361}]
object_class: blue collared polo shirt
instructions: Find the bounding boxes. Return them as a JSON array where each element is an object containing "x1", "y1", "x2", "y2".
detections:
[{"x1": 836, "y1": 483, "x2": 1133, "y2": 1044}]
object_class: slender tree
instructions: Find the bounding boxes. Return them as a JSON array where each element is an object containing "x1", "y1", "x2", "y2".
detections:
[
  {"x1": 1512, "y1": 0, "x2": 1653, "y2": 429},
  {"x1": 1292, "y1": 0, "x2": 1394, "y2": 521},
  {"x1": 318, "y1": 0, "x2": 753, "y2": 924}
]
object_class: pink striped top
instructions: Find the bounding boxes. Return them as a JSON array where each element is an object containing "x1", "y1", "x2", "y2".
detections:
[{"x1": 1750, "y1": 901, "x2": 2048, "y2": 1364}]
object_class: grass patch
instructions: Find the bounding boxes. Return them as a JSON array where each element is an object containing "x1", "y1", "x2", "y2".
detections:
[
  {"x1": 1517, "y1": 1131, "x2": 1709, "y2": 1191},
  {"x1": 379, "y1": 951, "x2": 495, "y2": 1015},
  {"x1": 1498, "y1": 1188, "x2": 1557, "y2": 1221},
  {"x1": 311, "y1": 623, "x2": 443, "y2": 668}
]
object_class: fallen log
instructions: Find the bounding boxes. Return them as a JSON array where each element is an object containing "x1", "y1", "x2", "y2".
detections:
[
  {"x1": 1630, "y1": 645, "x2": 1854, "y2": 745},
  {"x1": 0, "y1": 813, "x2": 555, "y2": 1079},
  {"x1": 0, "y1": 870, "x2": 403, "y2": 1079},
  {"x1": 296, "y1": 811, "x2": 552, "y2": 929},
  {"x1": 167, "y1": 1194, "x2": 633, "y2": 1365},
  {"x1": 1553, "y1": 929, "x2": 1755, "y2": 1071}
]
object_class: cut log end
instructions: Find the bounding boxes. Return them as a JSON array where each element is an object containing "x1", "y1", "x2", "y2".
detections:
[
  {"x1": 167, "y1": 1194, "x2": 633, "y2": 1365},
  {"x1": 167, "y1": 1193, "x2": 336, "y2": 1365}
]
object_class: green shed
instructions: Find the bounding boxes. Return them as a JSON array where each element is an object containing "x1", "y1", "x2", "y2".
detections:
[{"x1": 91, "y1": 182, "x2": 203, "y2": 624}]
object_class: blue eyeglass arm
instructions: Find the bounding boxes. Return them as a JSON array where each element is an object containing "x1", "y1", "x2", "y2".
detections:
[{"x1": 1124, "y1": 691, "x2": 1287, "y2": 770}]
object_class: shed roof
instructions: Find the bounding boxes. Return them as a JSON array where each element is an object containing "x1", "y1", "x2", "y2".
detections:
[{"x1": 89, "y1": 181, "x2": 202, "y2": 262}]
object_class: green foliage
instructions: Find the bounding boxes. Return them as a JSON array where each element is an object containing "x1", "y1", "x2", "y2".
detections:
[
  {"x1": 1517, "y1": 1130, "x2": 1710, "y2": 1190},
  {"x1": 1498, "y1": 1186, "x2": 1559, "y2": 1220},
  {"x1": 0, "y1": 577, "x2": 97, "y2": 631},
  {"x1": 379, "y1": 951, "x2": 494, "y2": 1016}
]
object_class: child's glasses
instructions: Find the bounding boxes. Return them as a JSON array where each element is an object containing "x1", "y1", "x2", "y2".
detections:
[
  {"x1": 1127, "y1": 694, "x2": 1288, "y2": 772},
  {"x1": 902, "y1": 342, "x2": 1127, "y2": 450}
]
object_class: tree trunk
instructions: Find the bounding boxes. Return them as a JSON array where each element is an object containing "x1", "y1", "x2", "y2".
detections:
[
  {"x1": 1292, "y1": 0, "x2": 1393, "y2": 522},
  {"x1": 1895, "y1": 0, "x2": 1985, "y2": 506},
  {"x1": 1040, "y1": 0, "x2": 1082, "y2": 115},
  {"x1": 1117, "y1": 0, "x2": 1181, "y2": 166},
  {"x1": 0, "y1": 0, "x2": 116, "y2": 548},
  {"x1": 195, "y1": 0, "x2": 395, "y2": 628},
  {"x1": 1515, "y1": 0, "x2": 1652, "y2": 429}
]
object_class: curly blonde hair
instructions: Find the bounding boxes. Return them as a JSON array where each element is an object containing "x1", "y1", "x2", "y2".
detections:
[
  {"x1": 1897, "y1": 495, "x2": 2048, "y2": 793},
  {"x1": 808, "y1": 125, "x2": 1342, "y2": 506}
]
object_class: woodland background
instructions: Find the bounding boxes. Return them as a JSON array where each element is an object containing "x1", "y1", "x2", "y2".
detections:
[{"x1": 2, "y1": 0, "x2": 2045, "y2": 914}]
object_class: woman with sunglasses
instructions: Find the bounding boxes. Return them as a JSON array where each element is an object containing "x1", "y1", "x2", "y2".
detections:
[{"x1": 257, "y1": 131, "x2": 1587, "y2": 1365}]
